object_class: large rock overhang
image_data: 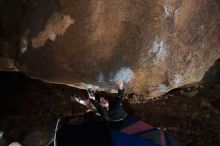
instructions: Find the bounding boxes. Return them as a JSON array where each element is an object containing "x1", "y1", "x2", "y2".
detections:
[{"x1": 1, "y1": 0, "x2": 220, "y2": 97}]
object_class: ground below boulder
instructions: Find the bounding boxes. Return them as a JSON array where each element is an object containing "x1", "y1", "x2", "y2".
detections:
[{"x1": 0, "y1": 72, "x2": 219, "y2": 146}]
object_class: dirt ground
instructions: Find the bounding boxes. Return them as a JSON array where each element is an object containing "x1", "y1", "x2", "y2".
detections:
[{"x1": 0, "y1": 72, "x2": 220, "y2": 146}]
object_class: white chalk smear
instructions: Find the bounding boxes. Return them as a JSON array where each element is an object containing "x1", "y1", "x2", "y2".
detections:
[
  {"x1": 151, "y1": 40, "x2": 168, "y2": 62},
  {"x1": 97, "y1": 72, "x2": 104, "y2": 83},
  {"x1": 85, "y1": 84, "x2": 92, "y2": 89},
  {"x1": 170, "y1": 74, "x2": 182, "y2": 86},
  {"x1": 113, "y1": 67, "x2": 133, "y2": 83},
  {"x1": 158, "y1": 84, "x2": 168, "y2": 92},
  {"x1": 163, "y1": 6, "x2": 170, "y2": 16}
]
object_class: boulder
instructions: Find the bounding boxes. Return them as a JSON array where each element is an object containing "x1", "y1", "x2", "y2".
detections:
[{"x1": 2, "y1": 0, "x2": 220, "y2": 97}]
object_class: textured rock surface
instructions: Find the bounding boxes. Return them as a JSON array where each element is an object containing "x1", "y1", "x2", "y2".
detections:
[
  {"x1": 1, "y1": 0, "x2": 220, "y2": 97},
  {"x1": 0, "y1": 0, "x2": 25, "y2": 71}
]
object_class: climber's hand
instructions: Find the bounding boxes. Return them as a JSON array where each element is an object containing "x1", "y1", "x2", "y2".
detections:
[{"x1": 116, "y1": 80, "x2": 124, "y2": 90}]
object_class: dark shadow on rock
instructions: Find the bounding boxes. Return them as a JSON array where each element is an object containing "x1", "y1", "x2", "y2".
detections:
[{"x1": 201, "y1": 58, "x2": 220, "y2": 85}]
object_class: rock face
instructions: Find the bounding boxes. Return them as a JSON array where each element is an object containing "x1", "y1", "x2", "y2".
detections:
[
  {"x1": 0, "y1": 0, "x2": 25, "y2": 71},
  {"x1": 1, "y1": 0, "x2": 220, "y2": 97}
]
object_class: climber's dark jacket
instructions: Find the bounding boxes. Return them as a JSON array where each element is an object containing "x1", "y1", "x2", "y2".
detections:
[{"x1": 95, "y1": 88, "x2": 127, "y2": 122}]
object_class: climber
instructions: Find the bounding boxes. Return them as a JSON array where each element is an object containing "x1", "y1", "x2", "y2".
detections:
[{"x1": 74, "y1": 80, "x2": 128, "y2": 128}]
